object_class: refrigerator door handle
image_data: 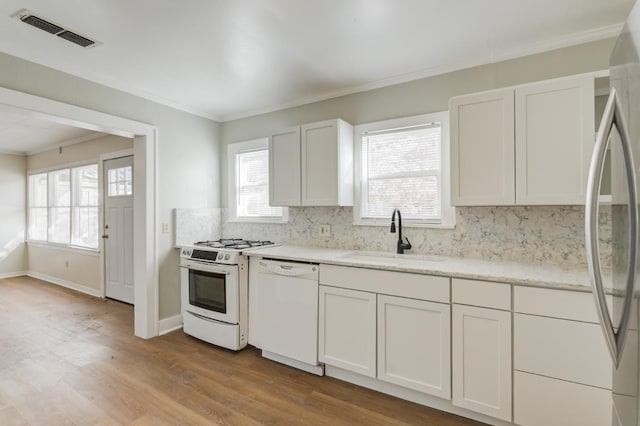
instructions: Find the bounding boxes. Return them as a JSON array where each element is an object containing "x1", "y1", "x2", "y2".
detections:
[{"x1": 586, "y1": 87, "x2": 638, "y2": 368}]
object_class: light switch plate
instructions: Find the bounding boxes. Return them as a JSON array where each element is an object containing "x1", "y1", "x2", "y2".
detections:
[{"x1": 162, "y1": 223, "x2": 169, "y2": 233}]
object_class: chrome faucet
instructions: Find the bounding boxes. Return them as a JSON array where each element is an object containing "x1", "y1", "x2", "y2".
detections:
[{"x1": 390, "y1": 208, "x2": 412, "y2": 254}]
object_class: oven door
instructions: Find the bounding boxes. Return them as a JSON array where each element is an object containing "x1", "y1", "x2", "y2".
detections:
[{"x1": 180, "y1": 260, "x2": 239, "y2": 324}]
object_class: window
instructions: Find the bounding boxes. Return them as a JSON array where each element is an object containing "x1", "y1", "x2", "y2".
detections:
[
  {"x1": 354, "y1": 112, "x2": 455, "y2": 228},
  {"x1": 28, "y1": 164, "x2": 99, "y2": 250},
  {"x1": 107, "y1": 166, "x2": 133, "y2": 196},
  {"x1": 228, "y1": 138, "x2": 288, "y2": 223}
]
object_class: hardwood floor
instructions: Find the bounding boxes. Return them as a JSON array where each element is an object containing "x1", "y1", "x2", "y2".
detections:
[{"x1": 0, "y1": 276, "x2": 485, "y2": 425}]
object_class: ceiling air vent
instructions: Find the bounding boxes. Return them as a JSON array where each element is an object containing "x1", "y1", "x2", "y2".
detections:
[{"x1": 12, "y1": 9, "x2": 100, "y2": 48}]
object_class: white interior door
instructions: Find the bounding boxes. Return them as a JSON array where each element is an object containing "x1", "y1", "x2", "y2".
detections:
[{"x1": 104, "y1": 156, "x2": 134, "y2": 304}]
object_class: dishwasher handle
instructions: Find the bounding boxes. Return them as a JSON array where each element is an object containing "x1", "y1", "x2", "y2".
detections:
[{"x1": 259, "y1": 261, "x2": 317, "y2": 277}]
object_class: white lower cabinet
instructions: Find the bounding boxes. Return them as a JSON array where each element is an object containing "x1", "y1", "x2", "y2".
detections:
[
  {"x1": 377, "y1": 295, "x2": 451, "y2": 399},
  {"x1": 318, "y1": 265, "x2": 452, "y2": 401},
  {"x1": 451, "y1": 278, "x2": 512, "y2": 422},
  {"x1": 514, "y1": 371, "x2": 612, "y2": 426},
  {"x1": 452, "y1": 304, "x2": 512, "y2": 421},
  {"x1": 513, "y1": 286, "x2": 617, "y2": 426},
  {"x1": 318, "y1": 285, "x2": 377, "y2": 377}
]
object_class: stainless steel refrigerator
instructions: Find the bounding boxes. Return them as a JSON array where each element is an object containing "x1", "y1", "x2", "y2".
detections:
[{"x1": 586, "y1": 1, "x2": 640, "y2": 424}]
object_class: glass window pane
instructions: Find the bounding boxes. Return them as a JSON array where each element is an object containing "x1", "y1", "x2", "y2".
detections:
[
  {"x1": 71, "y1": 164, "x2": 99, "y2": 248},
  {"x1": 50, "y1": 169, "x2": 71, "y2": 207},
  {"x1": 28, "y1": 207, "x2": 47, "y2": 241},
  {"x1": 362, "y1": 123, "x2": 442, "y2": 220},
  {"x1": 71, "y1": 206, "x2": 99, "y2": 249},
  {"x1": 29, "y1": 173, "x2": 48, "y2": 207},
  {"x1": 236, "y1": 149, "x2": 282, "y2": 218},
  {"x1": 366, "y1": 176, "x2": 440, "y2": 219},
  {"x1": 49, "y1": 207, "x2": 71, "y2": 244}
]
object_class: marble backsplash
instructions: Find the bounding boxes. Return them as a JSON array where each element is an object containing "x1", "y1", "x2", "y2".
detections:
[
  {"x1": 175, "y1": 208, "x2": 222, "y2": 246},
  {"x1": 222, "y1": 205, "x2": 612, "y2": 268}
]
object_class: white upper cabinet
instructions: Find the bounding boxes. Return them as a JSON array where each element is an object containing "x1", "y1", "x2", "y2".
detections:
[
  {"x1": 269, "y1": 119, "x2": 353, "y2": 207},
  {"x1": 515, "y1": 76, "x2": 595, "y2": 204},
  {"x1": 450, "y1": 74, "x2": 596, "y2": 206},
  {"x1": 269, "y1": 126, "x2": 301, "y2": 206},
  {"x1": 450, "y1": 89, "x2": 515, "y2": 205}
]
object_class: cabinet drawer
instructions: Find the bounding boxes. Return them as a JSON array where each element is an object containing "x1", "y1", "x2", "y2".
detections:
[
  {"x1": 514, "y1": 313, "x2": 611, "y2": 389},
  {"x1": 514, "y1": 286, "x2": 596, "y2": 322},
  {"x1": 320, "y1": 264, "x2": 449, "y2": 303},
  {"x1": 514, "y1": 371, "x2": 612, "y2": 426},
  {"x1": 514, "y1": 286, "x2": 637, "y2": 327},
  {"x1": 452, "y1": 278, "x2": 510, "y2": 310}
]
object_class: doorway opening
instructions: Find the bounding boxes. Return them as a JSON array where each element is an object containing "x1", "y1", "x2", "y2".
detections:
[{"x1": 0, "y1": 86, "x2": 158, "y2": 338}]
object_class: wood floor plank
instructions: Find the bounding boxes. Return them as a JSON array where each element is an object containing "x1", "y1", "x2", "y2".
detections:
[{"x1": 0, "y1": 276, "x2": 486, "y2": 425}]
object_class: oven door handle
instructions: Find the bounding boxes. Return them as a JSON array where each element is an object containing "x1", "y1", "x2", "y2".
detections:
[{"x1": 180, "y1": 264, "x2": 231, "y2": 275}]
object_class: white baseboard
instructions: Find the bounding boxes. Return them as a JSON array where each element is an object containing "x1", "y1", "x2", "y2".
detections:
[
  {"x1": 0, "y1": 271, "x2": 28, "y2": 279},
  {"x1": 325, "y1": 366, "x2": 512, "y2": 426},
  {"x1": 27, "y1": 271, "x2": 102, "y2": 298},
  {"x1": 158, "y1": 314, "x2": 183, "y2": 335}
]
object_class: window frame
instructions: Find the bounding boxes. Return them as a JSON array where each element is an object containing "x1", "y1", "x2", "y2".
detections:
[
  {"x1": 227, "y1": 138, "x2": 288, "y2": 224},
  {"x1": 353, "y1": 111, "x2": 455, "y2": 229},
  {"x1": 27, "y1": 161, "x2": 100, "y2": 252}
]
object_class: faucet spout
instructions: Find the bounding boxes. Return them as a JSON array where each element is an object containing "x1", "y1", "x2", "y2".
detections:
[{"x1": 390, "y1": 209, "x2": 412, "y2": 254}]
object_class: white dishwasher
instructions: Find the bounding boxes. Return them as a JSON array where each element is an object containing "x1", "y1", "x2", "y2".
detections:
[{"x1": 248, "y1": 257, "x2": 323, "y2": 375}]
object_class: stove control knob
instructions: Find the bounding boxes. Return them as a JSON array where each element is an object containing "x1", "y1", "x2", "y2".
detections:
[
  {"x1": 217, "y1": 253, "x2": 223, "y2": 260},
  {"x1": 224, "y1": 254, "x2": 230, "y2": 261}
]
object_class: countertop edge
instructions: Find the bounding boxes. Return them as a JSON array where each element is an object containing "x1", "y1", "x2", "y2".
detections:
[{"x1": 245, "y1": 245, "x2": 601, "y2": 294}]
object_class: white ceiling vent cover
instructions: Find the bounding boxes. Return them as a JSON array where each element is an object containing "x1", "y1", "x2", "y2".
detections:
[{"x1": 12, "y1": 9, "x2": 101, "y2": 48}]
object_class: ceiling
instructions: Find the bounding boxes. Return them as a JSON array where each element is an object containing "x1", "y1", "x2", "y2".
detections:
[
  {"x1": 0, "y1": 0, "x2": 635, "y2": 128},
  {"x1": 0, "y1": 104, "x2": 102, "y2": 155}
]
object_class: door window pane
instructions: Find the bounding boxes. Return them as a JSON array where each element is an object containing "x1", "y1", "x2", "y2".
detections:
[{"x1": 108, "y1": 166, "x2": 133, "y2": 196}]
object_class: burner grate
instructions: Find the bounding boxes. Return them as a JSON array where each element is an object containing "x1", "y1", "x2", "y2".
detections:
[{"x1": 194, "y1": 239, "x2": 275, "y2": 250}]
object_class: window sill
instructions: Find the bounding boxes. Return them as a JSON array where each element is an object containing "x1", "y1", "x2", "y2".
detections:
[
  {"x1": 27, "y1": 241, "x2": 100, "y2": 256},
  {"x1": 352, "y1": 219, "x2": 456, "y2": 230}
]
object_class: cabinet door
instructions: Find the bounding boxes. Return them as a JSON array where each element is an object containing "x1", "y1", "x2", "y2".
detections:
[
  {"x1": 319, "y1": 286, "x2": 376, "y2": 377},
  {"x1": 450, "y1": 89, "x2": 515, "y2": 206},
  {"x1": 269, "y1": 126, "x2": 301, "y2": 206},
  {"x1": 377, "y1": 295, "x2": 451, "y2": 399},
  {"x1": 452, "y1": 304, "x2": 511, "y2": 422},
  {"x1": 301, "y1": 120, "x2": 340, "y2": 206},
  {"x1": 515, "y1": 76, "x2": 595, "y2": 204}
]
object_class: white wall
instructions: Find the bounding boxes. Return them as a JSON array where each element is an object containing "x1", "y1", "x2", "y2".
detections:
[
  {"x1": 0, "y1": 51, "x2": 221, "y2": 319},
  {"x1": 0, "y1": 153, "x2": 27, "y2": 277}
]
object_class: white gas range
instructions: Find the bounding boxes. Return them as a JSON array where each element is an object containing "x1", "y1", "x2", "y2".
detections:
[{"x1": 179, "y1": 238, "x2": 277, "y2": 350}]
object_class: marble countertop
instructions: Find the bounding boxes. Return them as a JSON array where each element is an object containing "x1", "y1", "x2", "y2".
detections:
[{"x1": 246, "y1": 245, "x2": 601, "y2": 293}]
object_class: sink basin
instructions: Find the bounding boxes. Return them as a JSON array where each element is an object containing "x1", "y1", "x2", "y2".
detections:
[{"x1": 341, "y1": 252, "x2": 447, "y2": 265}]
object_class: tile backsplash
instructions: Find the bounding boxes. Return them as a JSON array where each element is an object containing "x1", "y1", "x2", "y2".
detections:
[{"x1": 222, "y1": 205, "x2": 612, "y2": 268}]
